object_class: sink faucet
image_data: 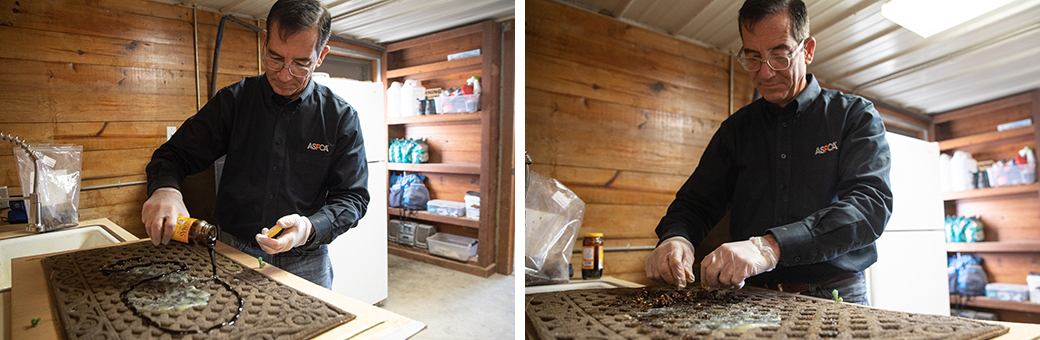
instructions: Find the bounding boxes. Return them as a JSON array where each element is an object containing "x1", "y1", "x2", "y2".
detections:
[{"x1": 0, "y1": 132, "x2": 44, "y2": 232}]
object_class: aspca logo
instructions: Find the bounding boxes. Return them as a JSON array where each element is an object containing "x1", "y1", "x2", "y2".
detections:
[
  {"x1": 307, "y1": 142, "x2": 329, "y2": 152},
  {"x1": 814, "y1": 141, "x2": 838, "y2": 155}
]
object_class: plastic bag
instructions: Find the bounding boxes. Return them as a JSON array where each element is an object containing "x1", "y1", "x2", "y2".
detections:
[
  {"x1": 525, "y1": 170, "x2": 585, "y2": 286},
  {"x1": 14, "y1": 144, "x2": 82, "y2": 230},
  {"x1": 388, "y1": 172, "x2": 426, "y2": 209},
  {"x1": 403, "y1": 182, "x2": 430, "y2": 210},
  {"x1": 948, "y1": 253, "x2": 988, "y2": 296},
  {"x1": 388, "y1": 138, "x2": 429, "y2": 164}
]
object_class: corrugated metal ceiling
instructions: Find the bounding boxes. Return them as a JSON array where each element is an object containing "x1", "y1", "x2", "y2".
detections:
[
  {"x1": 557, "y1": 0, "x2": 1040, "y2": 115},
  {"x1": 162, "y1": 0, "x2": 514, "y2": 45}
]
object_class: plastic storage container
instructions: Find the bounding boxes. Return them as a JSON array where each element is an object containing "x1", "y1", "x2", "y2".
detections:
[
  {"x1": 464, "y1": 191, "x2": 480, "y2": 220},
  {"x1": 427, "y1": 233, "x2": 478, "y2": 262},
  {"x1": 434, "y1": 94, "x2": 480, "y2": 114},
  {"x1": 985, "y1": 283, "x2": 1029, "y2": 302},
  {"x1": 427, "y1": 199, "x2": 465, "y2": 217},
  {"x1": 1028, "y1": 272, "x2": 1040, "y2": 303}
]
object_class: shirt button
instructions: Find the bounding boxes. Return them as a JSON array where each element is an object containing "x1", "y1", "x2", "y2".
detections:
[
  {"x1": 782, "y1": 122, "x2": 788, "y2": 128},
  {"x1": 777, "y1": 217, "x2": 783, "y2": 223},
  {"x1": 269, "y1": 194, "x2": 274, "y2": 199},
  {"x1": 794, "y1": 256, "x2": 801, "y2": 262},
  {"x1": 273, "y1": 166, "x2": 278, "y2": 171},
  {"x1": 780, "y1": 184, "x2": 786, "y2": 190},
  {"x1": 275, "y1": 140, "x2": 282, "y2": 145},
  {"x1": 781, "y1": 153, "x2": 787, "y2": 159}
]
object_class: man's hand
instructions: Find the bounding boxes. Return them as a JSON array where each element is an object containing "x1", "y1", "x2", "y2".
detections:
[
  {"x1": 701, "y1": 235, "x2": 779, "y2": 289},
  {"x1": 141, "y1": 187, "x2": 189, "y2": 246},
  {"x1": 255, "y1": 214, "x2": 313, "y2": 254},
  {"x1": 645, "y1": 236, "x2": 697, "y2": 289}
]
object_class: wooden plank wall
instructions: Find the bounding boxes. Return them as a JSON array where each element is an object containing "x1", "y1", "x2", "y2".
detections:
[
  {"x1": 526, "y1": 0, "x2": 756, "y2": 285},
  {"x1": 0, "y1": 0, "x2": 262, "y2": 237}
]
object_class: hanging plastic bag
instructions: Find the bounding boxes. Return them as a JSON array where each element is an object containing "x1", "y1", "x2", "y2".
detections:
[
  {"x1": 525, "y1": 170, "x2": 585, "y2": 286},
  {"x1": 14, "y1": 144, "x2": 82, "y2": 230}
]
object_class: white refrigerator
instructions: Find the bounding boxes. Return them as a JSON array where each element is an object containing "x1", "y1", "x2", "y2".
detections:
[
  {"x1": 313, "y1": 76, "x2": 389, "y2": 305},
  {"x1": 863, "y1": 133, "x2": 950, "y2": 315}
]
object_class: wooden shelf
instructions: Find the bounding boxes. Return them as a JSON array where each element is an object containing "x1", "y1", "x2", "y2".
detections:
[
  {"x1": 388, "y1": 207, "x2": 480, "y2": 229},
  {"x1": 387, "y1": 162, "x2": 480, "y2": 174},
  {"x1": 942, "y1": 183, "x2": 1039, "y2": 201},
  {"x1": 947, "y1": 241, "x2": 1040, "y2": 252},
  {"x1": 938, "y1": 125, "x2": 1035, "y2": 152},
  {"x1": 386, "y1": 57, "x2": 482, "y2": 80},
  {"x1": 387, "y1": 241, "x2": 496, "y2": 277},
  {"x1": 387, "y1": 112, "x2": 481, "y2": 125},
  {"x1": 950, "y1": 295, "x2": 1040, "y2": 314}
]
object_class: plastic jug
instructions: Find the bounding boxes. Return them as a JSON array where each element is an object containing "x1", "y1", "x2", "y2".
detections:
[
  {"x1": 386, "y1": 81, "x2": 402, "y2": 117},
  {"x1": 400, "y1": 80, "x2": 426, "y2": 117},
  {"x1": 938, "y1": 153, "x2": 951, "y2": 193}
]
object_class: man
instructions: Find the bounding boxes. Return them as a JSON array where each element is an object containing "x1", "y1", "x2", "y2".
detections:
[
  {"x1": 142, "y1": 0, "x2": 369, "y2": 289},
  {"x1": 644, "y1": 0, "x2": 892, "y2": 305}
]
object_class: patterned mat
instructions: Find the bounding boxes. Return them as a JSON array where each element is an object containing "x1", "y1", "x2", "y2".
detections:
[
  {"x1": 526, "y1": 286, "x2": 1009, "y2": 340},
  {"x1": 42, "y1": 241, "x2": 354, "y2": 340}
]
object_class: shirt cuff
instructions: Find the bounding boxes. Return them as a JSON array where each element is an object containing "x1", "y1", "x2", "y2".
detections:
[
  {"x1": 147, "y1": 177, "x2": 181, "y2": 197},
  {"x1": 768, "y1": 221, "x2": 816, "y2": 266},
  {"x1": 307, "y1": 215, "x2": 328, "y2": 245}
]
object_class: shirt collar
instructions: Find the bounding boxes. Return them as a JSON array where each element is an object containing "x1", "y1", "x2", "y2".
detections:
[
  {"x1": 260, "y1": 74, "x2": 316, "y2": 107},
  {"x1": 790, "y1": 73, "x2": 821, "y2": 115},
  {"x1": 760, "y1": 73, "x2": 821, "y2": 118}
]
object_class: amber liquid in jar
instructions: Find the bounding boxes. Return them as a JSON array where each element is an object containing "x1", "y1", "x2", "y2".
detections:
[
  {"x1": 174, "y1": 216, "x2": 217, "y2": 245},
  {"x1": 582, "y1": 233, "x2": 604, "y2": 279}
]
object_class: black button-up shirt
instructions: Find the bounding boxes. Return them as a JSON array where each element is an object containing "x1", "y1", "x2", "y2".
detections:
[
  {"x1": 147, "y1": 74, "x2": 370, "y2": 248},
  {"x1": 656, "y1": 74, "x2": 893, "y2": 285}
]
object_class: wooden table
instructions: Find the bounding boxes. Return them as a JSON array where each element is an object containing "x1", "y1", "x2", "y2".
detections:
[{"x1": 9, "y1": 239, "x2": 424, "y2": 340}]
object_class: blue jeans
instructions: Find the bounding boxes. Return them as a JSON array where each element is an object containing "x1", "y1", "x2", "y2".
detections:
[
  {"x1": 225, "y1": 235, "x2": 334, "y2": 289},
  {"x1": 800, "y1": 272, "x2": 870, "y2": 306}
]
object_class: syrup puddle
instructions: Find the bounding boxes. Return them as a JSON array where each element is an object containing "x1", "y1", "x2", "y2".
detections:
[{"x1": 100, "y1": 243, "x2": 243, "y2": 335}]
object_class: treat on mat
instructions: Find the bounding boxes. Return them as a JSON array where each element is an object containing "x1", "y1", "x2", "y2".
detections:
[{"x1": 525, "y1": 286, "x2": 1009, "y2": 340}]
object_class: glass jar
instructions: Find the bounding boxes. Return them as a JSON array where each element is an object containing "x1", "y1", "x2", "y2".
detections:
[
  {"x1": 582, "y1": 233, "x2": 604, "y2": 279},
  {"x1": 174, "y1": 216, "x2": 217, "y2": 245}
]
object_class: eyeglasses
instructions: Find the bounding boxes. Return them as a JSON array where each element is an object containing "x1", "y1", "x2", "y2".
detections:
[
  {"x1": 736, "y1": 40, "x2": 806, "y2": 72},
  {"x1": 262, "y1": 54, "x2": 315, "y2": 78}
]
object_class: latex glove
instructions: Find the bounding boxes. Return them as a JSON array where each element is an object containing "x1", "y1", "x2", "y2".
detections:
[
  {"x1": 701, "y1": 235, "x2": 779, "y2": 289},
  {"x1": 644, "y1": 236, "x2": 697, "y2": 289},
  {"x1": 141, "y1": 187, "x2": 190, "y2": 246},
  {"x1": 255, "y1": 214, "x2": 313, "y2": 254}
]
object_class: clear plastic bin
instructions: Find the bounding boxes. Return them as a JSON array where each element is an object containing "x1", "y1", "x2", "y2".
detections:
[
  {"x1": 434, "y1": 94, "x2": 480, "y2": 114},
  {"x1": 427, "y1": 199, "x2": 465, "y2": 217},
  {"x1": 427, "y1": 233, "x2": 478, "y2": 262},
  {"x1": 985, "y1": 283, "x2": 1029, "y2": 302},
  {"x1": 987, "y1": 164, "x2": 1035, "y2": 187}
]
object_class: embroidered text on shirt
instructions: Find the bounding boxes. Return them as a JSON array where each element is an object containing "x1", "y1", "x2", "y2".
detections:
[
  {"x1": 307, "y1": 143, "x2": 329, "y2": 152},
  {"x1": 815, "y1": 141, "x2": 838, "y2": 155}
]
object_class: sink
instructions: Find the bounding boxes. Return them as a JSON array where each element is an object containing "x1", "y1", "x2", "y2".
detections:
[{"x1": 0, "y1": 226, "x2": 120, "y2": 291}]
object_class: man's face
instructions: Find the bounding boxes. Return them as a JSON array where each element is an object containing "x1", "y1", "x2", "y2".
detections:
[
  {"x1": 739, "y1": 12, "x2": 815, "y2": 108},
  {"x1": 263, "y1": 22, "x2": 329, "y2": 99}
]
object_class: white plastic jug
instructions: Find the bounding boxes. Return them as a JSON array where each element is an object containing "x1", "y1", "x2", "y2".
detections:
[
  {"x1": 400, "y1": 80, "x2": 426, "y2": 117},
  {"x1": 386, "y1": 81, "x2": 402, "y2": 117},
  {"x1": 938, "y1": 153, "x2": 951, "y2": 193}
]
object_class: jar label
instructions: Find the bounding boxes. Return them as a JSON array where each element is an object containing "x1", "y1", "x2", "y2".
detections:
[
  {"x1": 172, "y1": 216, "x2": 194, "y2": 243},
  {"x1": 582, "y1": 246, "x2": 596, "y2": 269}
]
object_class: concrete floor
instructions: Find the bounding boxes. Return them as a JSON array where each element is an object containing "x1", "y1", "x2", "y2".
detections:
[{"x1": 380, "y1": 254, "x2": 516, "y2": 339}]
